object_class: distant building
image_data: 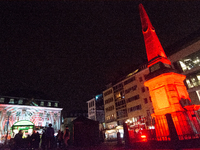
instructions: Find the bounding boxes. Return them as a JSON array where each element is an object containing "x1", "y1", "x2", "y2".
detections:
[
  {"x1": 61, "y1": 110, "x2": 88, "y2": 130},
  {"x1": 87, "y1": 94, "x2": 105, "y2": 130},
  {"x1": 0, "y1": 95, "x2": 62, "y2": 143}
]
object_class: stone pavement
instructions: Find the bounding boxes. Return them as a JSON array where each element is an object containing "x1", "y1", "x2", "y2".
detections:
[{"x1": 2, "y1": 141, "x2": 200, "y2": 150}]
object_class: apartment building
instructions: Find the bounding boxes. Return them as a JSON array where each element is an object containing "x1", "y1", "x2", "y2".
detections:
[
  {"x1": 87, "y1": 94, "x2": 105, "y2": 130},
  {"x1": 103, "y1": 64, "x2": 154, "y2": 140}
]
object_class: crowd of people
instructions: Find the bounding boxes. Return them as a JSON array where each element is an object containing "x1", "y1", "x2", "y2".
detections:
[{"x1": 10, "y1": 124, "x2": 70, "y2": 150}]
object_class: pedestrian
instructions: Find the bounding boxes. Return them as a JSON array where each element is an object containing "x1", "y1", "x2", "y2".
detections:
[
  {"x1": 31, "y1": 130, "x2": 40, "y2": 150},
  {"x1": 63, "y1": 126, "x2": 70, "y2": 148},
  {"x1": 14, "y1": 130, "x2": 23, "y2": 150},
  {"x1": 26, "y1": 135, "x2": 32, "y2": 149},
  {"x1": 41, "y1": 129, "x2": 46, "y2": 150},
  {"x1": 57, "y1": 130, "x2": 63, "y2": 148},
  {"x1": 117, "y1": 131, "x2": 122, "y2": 145},
  {"x1": 46, "y1": 123, "x2": 55, "y2": 149}
]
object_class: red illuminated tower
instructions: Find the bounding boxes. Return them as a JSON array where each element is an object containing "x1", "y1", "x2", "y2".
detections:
[{"x1": 139, "y1": 4, "x2": 200, "y2": 140}]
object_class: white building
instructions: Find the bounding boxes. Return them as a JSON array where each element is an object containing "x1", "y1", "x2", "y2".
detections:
[{"x1": 0, "y1": 96, "x2": 62, "y2": 143}]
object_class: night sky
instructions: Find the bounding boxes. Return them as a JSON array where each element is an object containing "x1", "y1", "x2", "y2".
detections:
[{"x1": 0, "y1": 2, "x2": 200, "y2": 111}]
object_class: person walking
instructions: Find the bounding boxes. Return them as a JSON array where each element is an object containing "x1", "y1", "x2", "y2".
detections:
[
  {"x1": 41, "y1": 129, "x2": 46, "y2": 150},
  {"x1": 57, "y1": 130, "x2": 63, "y2": 148},
  {"x1": 46, "y1": 123, "x2": 55, "y2": 149},
  {"x1": 31, "y1": 130, "x2": 40, "y2": 150},
  {"x1": 14, "y1": 130, "x2": 23, "y2": 150},
  {"x1": 63, "y1": 126, "x2": 70, "y2": 148}
]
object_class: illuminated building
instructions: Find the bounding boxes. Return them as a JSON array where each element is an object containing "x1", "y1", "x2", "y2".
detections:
[
  {"x1": 168, "y1": 29, "x2": 200, "y2": 106},
  {"x1": 139, "y1": 3, "x2": 200, "y2": 140},
  {"x1": 103, "y1": 64, "x2": 154, "y2": 140},
  {"x1": 0, "y1": 96, "x2": 62, "y2": 143}
]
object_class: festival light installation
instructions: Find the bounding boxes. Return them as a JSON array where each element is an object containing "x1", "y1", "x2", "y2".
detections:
[{"x1": 0, "y1": 104, "x2": 62, "y2": 143}]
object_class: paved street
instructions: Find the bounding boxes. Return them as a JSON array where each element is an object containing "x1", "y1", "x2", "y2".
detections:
[{"x1": 2, "y1": 141, "x2": 200, "y2": 150}]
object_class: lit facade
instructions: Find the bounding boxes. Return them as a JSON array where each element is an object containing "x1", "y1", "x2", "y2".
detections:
[
  {"x1": 0, "y1": 96, "x2": 62, "y2": 143},
  {"x1": 103, "y1": 65, "x2": 154, "y2": 140},
  {"x1": 168, "y1": 38, "x2": 200, "y2": 105}
]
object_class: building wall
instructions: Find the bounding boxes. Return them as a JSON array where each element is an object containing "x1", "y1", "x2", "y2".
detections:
[
  {"x1": 103, "y1": 65, "x2": 154, "y2": 130},
  {"x1": 87, "y1": 98, "x2": 96, "y2": 120},
  {"x1": 103, "y1": 87, "x2": 116, "y2": 129},
  {"x1": 168, "y1": 39, "x2": 200, "y2": 105}
]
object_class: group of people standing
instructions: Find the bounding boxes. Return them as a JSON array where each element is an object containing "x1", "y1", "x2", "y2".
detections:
[
  {"x1": 12, "y1": 129, "x2": 40, "y2": 150},
  {"x1": 11, "y1": 123, "x2": 70, "y2": 150}
]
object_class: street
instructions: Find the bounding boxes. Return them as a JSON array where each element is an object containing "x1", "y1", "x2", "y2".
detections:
[{"x1": 2, "y1": 141, "x2": 200, "y2": 150}]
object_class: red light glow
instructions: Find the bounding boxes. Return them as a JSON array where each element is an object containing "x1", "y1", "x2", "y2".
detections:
[{"x1": 141, "y1": 135, "x2": 146, "y2": 138}]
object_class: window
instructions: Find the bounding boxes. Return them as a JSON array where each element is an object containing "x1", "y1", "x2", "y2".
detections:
[
  {"x1": 132, "y1": 85, "x2": 137, "y2": 91},
  {"x1": 117, "y1": 109, "x2": 128, "y2": 119},
  {"x1": 149, "y1": 96, "x2": 152, "y2": 102},
  {"x1": 105, "y1": 105, "x2": 114, "y2": 112},
  {"x1": 141, "y1": 87, "x2": 145, "y2": 93},
  {"x1": 144, "y1": 98, "x2": 148, "y2": 104},
  {"x1": 128, "y1": 105, "x2": 142, "y2": 113},
  {"x1": 54, "y1": 103, "x2": 58, "y2": 107},
  {"x1": 185, "y1": 72, "x2": 200, "y2": 89},
  {"x1": 18, "y1": 99, "x2": 23, "y2": 104},
  {"x1": 105, "y1": 97, "x2": 113, "y2": 104},
  {"x1": 126, "y1": 95, "x2": 140, "y2": 103},
  {"x1": 47, "y1": 102, "x2": 51, "y2": 106},
  {"x1": 104, "y1": 89, "x2": 112, "y2": 97},
  {"x1": 177, "y1": 51, "x2": 200, "y2": 72},
  {"x1": 146, "y1": 110, "x2": 151, "y2": 117},
  {"x1": 40, "y1": 101, "x2": 44, "y2": 106},
  {"x1": 125, "y1": 85, "x2": 137, "y2": 94},
  {"x1": 139, "y1": 77, "x2": 143, "y2": 82},
  {"x1": 9, "y1": 99, "x2": 14, "y2": 104},
  {"x1": 0, "y1": 98, "x2": 4, "y2": 103},
  {"x1": 124, "y1": 77, "x2": 135, "y2": 85}
]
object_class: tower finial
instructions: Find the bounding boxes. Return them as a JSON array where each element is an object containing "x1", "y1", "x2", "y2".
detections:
[{"x1": 139, "y1": 4, "x2": 171, "y2": 67}]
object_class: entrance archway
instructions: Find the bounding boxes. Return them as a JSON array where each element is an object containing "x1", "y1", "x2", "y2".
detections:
[{"x1": 12, "y1": 120, "x2": 34, "y2": 138}]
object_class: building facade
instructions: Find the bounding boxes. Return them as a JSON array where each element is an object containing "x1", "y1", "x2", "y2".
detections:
[
  {"x1": 87, "y1": 94, "x2": 105, "y2": 130},
  {"x1": 0, "y1": 96, "x2": 62, "y2": 143},
  {"x1": 103, "y1": 64, "x2": 154, "y2": 140},
  {"x1": 168, "y1": 32, "x2": 200, "y2": 105}
]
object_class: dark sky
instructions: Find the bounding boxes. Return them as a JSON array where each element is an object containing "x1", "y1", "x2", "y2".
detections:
[{"x1": 0, "y1": 2, "x2": 200, "y2": 111}]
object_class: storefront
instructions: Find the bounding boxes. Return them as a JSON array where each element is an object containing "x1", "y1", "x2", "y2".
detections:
[
  {"x1": 12, "y1": 120, "x2": 34, "y2": 138},
  {"x1": 0, "y1": 104, "x2": 62, "y2": 143},
  {"x1": 105, "y1": 125, "x2": 124, "y2": 140}
]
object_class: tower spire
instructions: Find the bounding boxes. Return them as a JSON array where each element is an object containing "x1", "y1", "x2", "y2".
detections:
[{"x1": 139, "y1": 4, "x2": 171, "y2": 67}]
